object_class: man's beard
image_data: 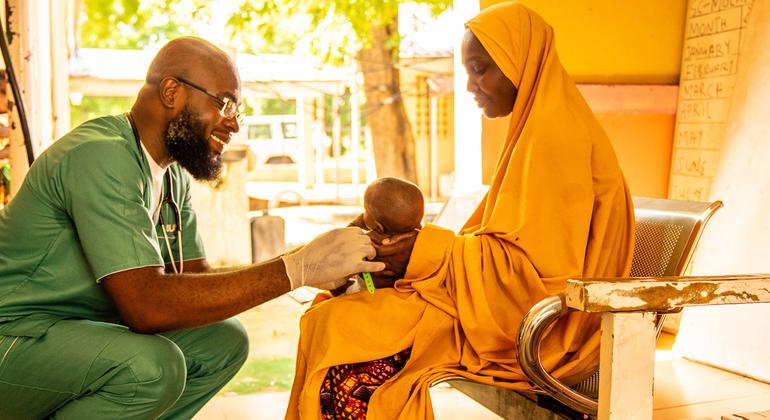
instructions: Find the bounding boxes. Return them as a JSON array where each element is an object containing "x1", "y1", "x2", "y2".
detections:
[{"x1": 164, "y1": 107, "x2": 222, "y2": 181}]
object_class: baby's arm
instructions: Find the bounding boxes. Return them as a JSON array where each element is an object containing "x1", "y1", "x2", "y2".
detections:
[{"x1": 348, "y1": 213, "x2": 366, "y2": 230}]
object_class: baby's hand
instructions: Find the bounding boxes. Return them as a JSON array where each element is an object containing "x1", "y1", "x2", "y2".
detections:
[
  {"x1": 348, "y1": 213, "x2": 366, "y2": 230},
  {"x1": 348, "y1": 213, "x2": 390, "y2": 245},
  {"x1": 370, "y1": 230, "x2": 419, "y2": 286},
  {"x1": 381, "y1": 229, "x2": 419, "y2": 245}
]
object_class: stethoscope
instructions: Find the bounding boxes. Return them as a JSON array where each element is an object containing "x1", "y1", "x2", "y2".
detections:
[{"x1": 127, "y1": 112, "x2": 184, "y2": 274}]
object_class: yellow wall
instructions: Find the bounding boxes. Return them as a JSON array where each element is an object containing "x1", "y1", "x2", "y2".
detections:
[
  {"x1": 482, "y1": 113, "x2": 675, "y2": 198},
  {"x1": 480, "y1": 0, "x2": 687, "y2": 84},
  {"x1": 481, "y1": 87, "x2": 677, "y2": 198},
  {"x1": 596, "y1": 113, "x2": 674, "y2": 197}
]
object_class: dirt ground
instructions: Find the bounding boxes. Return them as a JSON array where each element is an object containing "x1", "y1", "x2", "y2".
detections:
[{"x1": 236, "y1": 294, "x2": 307, "y2": 360}]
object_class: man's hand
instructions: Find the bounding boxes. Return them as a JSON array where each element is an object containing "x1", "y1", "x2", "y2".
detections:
[{"x1": 281, "y1": 227, "x2": 385, "y2": 290}]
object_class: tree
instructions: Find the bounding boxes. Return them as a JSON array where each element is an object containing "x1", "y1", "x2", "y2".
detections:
[
  {"x1": 78, "y1": 0, "x2": 212, "y2": 49},
  {"x1": 78, "y1": 0, "x2": 299, "y2": 53},
  {"x1": 233, "y1": 0, "x2": 452, "y2": 182}
]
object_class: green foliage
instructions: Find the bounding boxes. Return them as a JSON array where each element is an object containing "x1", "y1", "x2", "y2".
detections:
[
  {"x1": 309, "y1": 0, "x2": 451, "y2": 53},
  {"x1": 417, "y1": 0, "x2": 453, "y2": 15},
  {"x1": 305, "y1": 0, "x2": 399, "y2": 53},
  {"x1": 220, "y1": 357, "x2": 296, "y2": 395},
  {"x1": 70, "y1": 96, "x2": 134, "y2": 127},
  {"x1": 283, "y1": 0, "x2": 451, "y2": 65},
  {"x1": 241, "y1": 97, "x2": 296, "y2": 115},
  {"x1": 78, "y1": 0, "x2": 452, "y2": 61},
  {"x1": 260, "y1": 98, "x2": 296, "y2": 115},
  {"x1": 78, "y1": 0, "x2": 211, "y2": 49},
  {"x1": 78, "y1": 0, "x2": 305, "y2": 54},
  {"x1": 225, "y1": 0, "x2": 301, "y2": 54}
]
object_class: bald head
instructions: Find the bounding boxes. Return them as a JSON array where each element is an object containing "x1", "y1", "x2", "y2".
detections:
[
  {"x1": 145, "y1": 36, "x2": 239, "y2": 86},
  {"x1": 364, "y1": 177, "x2": 424, "y2": 234},
  {"x1": 130, "y1": 36, "x2": 242, "y2": 174}
]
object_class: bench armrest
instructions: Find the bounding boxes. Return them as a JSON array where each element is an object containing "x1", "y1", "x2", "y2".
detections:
[
  {"x1": 517, "y1": 274, "x2": 770, "y2": 418},
  {"x1": 564, "y1": 274, "x2": 770, "y2": 312}
]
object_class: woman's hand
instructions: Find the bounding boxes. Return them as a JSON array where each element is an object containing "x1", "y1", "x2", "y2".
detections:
[
  {"x1": 348, "y1": 213, "x2": 420, "y2": 288},
  {"x1": 369, "y1": 230, "x2": 419, "y2": 288}
]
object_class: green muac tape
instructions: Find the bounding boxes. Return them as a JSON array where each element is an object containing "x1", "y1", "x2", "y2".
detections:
[{"x1": 362, "y1": 271, "x2": 375, "y2": 294}]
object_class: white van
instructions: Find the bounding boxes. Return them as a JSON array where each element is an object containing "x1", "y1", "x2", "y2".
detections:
[{"x1": 235, "y1": 115, "x2": 299, "y2": 165}]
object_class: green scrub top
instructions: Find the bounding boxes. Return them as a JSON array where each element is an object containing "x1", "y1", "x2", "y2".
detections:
[{"x1": 0, "y1": 114, "x2": 206, "y2": 337}]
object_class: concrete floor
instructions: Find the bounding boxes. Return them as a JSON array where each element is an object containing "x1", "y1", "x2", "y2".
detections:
[{"x1": 194, "y1": 385, "x2": 502, "y2": 420}]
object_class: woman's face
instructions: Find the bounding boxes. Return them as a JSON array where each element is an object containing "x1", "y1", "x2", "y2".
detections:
[{"x1": 461, "y1": 29, "x2": 517, "y2": 118}]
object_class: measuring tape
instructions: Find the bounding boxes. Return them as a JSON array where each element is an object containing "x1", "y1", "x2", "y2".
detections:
[{"x1": 361, "y1": 272, "x2": 375, "y2": 294}]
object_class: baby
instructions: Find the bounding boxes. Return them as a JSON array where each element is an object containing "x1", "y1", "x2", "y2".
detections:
[
  {"x1": 332, "y1": 177, "x2": 424, "y2": 295},
  {"x1": 359, "y1": 176, "x2": 424, "y2": 237}
]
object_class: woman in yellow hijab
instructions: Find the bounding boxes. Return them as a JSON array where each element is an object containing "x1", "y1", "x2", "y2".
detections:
[{"x1": 287, "y1": 2, "x2": 634, "y2": 419}]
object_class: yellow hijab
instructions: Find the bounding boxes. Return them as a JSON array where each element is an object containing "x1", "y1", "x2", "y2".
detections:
[{"x1": 287, "y1": 3, "x2": 634, "y2": 419}]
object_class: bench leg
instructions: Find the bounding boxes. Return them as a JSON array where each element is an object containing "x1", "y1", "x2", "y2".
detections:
[{"x1": 598, "y1": 312, "x2": 656, "y2": 420}]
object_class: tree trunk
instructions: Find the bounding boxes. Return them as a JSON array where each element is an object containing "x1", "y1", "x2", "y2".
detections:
[{"x1": 356, "y1": 20, "x2": 417, "y2": 182}]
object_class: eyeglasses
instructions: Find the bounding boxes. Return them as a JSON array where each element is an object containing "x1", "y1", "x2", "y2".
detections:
[{"x1": 174, "y1": 76, "x2": 243, "y2": 123}]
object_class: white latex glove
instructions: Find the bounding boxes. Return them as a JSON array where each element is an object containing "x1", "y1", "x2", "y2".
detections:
[{"x1": 281, "y1": 227, "x2": 385, "y2": 290}]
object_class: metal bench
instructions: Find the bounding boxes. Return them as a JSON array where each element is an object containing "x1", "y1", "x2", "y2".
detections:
[{"x1": 437, "y1": 197, "x2": 733, "y2": 419}]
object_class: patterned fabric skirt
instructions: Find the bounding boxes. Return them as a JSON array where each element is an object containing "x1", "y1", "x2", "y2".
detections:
[{"x1": 320, "y1": 348, "x2": 412, "y2": 419}]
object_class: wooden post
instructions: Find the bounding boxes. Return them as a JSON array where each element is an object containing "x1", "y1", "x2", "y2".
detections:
[
  {"x1": 6, "y1": 0, "x2": 60, "y2": 198},
  {"x1": 350, "y1": 72, "x2": 361, "y2": 203},
  {"x1": 313, "y1": 98, "x2": 324, "y2": 187},
  {"x1": 598, "y1": 312, "x2": 656, "y2": 420},
  {"x1": 429, "y1": 92, "x2": 438, "y2": 201},
  {"x1": 331, "y1": 93, "x2": 341, "y2": 201},
  {"x1": 7, "y1": 0, "x2": 33, "y2": 197},
  {"x1": 296, "y1": 96, "x2": 314, "y2": 189},
  {"x1": 49, "y1": 0, "x2": 72, "y2": 140}
]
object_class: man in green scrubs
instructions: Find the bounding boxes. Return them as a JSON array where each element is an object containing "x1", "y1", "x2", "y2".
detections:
[{"x1": 0, "y1": 37, "x2": 384, "y2": 419}]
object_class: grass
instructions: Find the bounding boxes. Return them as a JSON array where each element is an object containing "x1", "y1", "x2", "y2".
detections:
[{"x1": 221, "y1": 357, "x2": 297, "y2": 395}]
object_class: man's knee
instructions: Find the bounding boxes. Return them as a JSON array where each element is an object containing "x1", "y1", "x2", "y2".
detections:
[
  {"x1": 209, "y1": 318, "x2": 249, "y2": 368},
  {"x1": 52, "y1": 331, "x2": 188, "y2": 418},
  {"x1": 125, "y1": 335, "x2": 187, "y2": 405}
]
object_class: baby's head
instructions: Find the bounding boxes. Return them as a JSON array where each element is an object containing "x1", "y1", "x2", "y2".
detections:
[{"x1": 363, "y1": 177, "x2": 424, "y2": 235}]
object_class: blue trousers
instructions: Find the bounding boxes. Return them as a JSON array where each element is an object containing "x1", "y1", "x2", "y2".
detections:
[{"x1": 0, "y1": 318, "x2": 248, "y2": 419}]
